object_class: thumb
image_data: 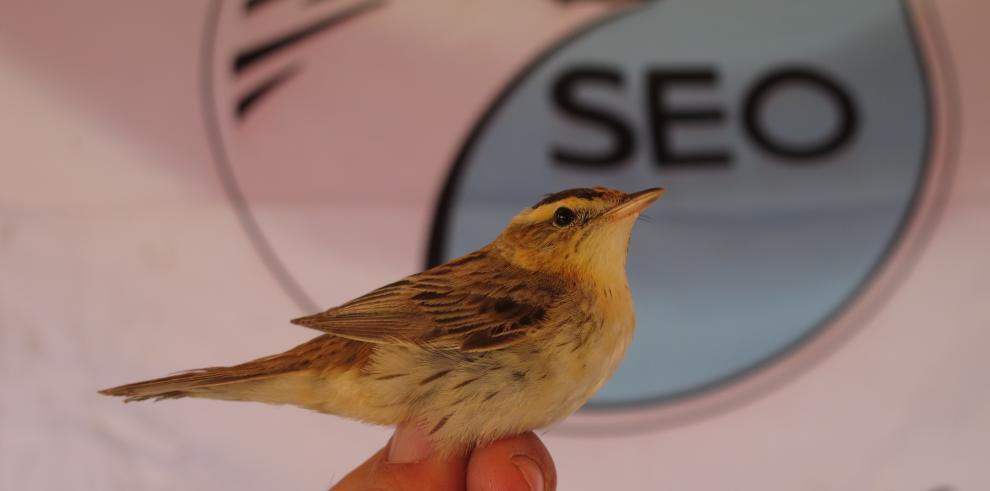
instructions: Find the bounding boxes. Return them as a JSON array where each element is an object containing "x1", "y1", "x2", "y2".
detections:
[
  {"x1": 330, "y1": 423, "x2": 469, "y2": 491},
  {"x1": 467, "y1": 432, "x2": 556, "y2": 491}
]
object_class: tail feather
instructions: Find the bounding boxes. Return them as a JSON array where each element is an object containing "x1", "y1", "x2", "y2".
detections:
[
  {"x1": 98, "y1": 360, "x2": 291, "y2": 402},
  {"x1": 100, "y1": 334, "x2": 370, "y2": 408}
]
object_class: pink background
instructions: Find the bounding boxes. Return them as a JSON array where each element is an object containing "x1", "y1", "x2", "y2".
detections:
[{"x1": 1, "y1": 1, "x2": 988, "y2": 489}]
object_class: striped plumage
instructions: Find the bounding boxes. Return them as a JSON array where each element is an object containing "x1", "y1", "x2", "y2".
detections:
[{"x1": 101, "y1": 186, "x2": 663, "y2": 454}]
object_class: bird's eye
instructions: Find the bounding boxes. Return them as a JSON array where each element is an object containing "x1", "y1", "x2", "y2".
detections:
[{"x1": 552, "y1": 207, "x2": 576, "y2": 227}]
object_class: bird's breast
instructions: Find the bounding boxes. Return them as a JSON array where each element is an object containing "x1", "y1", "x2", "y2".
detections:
[{"x1": 548, "y1": 282, "x2": 636, "y2": 409}]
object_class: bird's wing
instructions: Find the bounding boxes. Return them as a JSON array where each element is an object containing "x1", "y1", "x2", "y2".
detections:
[{"x1": 290, "y1": 250, "x2": 564, "y2": 352}]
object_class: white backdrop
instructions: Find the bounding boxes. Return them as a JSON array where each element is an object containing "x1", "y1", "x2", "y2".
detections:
[{"x1": 1, "y1": 1, "x2": 988, "y2": 490}]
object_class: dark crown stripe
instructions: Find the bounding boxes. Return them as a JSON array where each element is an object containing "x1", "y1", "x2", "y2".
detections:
[{"x1": 532, "y1": 188, "x2": 606, "y2": 209}]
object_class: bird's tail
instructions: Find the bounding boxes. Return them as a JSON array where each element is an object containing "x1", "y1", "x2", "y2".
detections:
[
  {"x1": 99, "y1": 357, "x2": 295, "y2": 402},
  {"x1": 99, "y1": 335, "x2": 347, "y2": 404}
]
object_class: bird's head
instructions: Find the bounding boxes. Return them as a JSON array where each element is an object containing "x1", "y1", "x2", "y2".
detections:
[{"x1": 493, "y1": 187, "x2": 663, "y2": 282}]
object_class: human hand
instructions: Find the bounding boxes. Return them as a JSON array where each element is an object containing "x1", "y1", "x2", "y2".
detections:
[{"x1": 330, "y1": 423, "x2": 556, "y2": 491}]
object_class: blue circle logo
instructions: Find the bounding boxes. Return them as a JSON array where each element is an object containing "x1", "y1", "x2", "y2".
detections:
[{"x1": 428, "y1": 0, "x2": 931, "y2": 407}]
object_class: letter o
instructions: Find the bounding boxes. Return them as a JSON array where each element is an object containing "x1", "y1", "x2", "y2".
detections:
[{"x1": 743, "y1": 67, "x2": 858, "y2": 160}]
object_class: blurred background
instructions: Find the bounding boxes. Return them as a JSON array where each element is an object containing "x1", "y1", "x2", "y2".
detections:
[{"x1": 1, "y1": 0, "x2": 987, "y2": 489}]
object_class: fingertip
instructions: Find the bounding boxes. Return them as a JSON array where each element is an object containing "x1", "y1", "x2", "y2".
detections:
[
  {"x1": 468, "y1": 432, "x2": 556, "y2": 491},
  {"x1": 510, "y1": 455, "x2": 545, "y2": 491},
  {"x1": 387, "y1": 423, "x2": 434, "y2": 464},
  {"x1": 333, "y1": 425, "x2": 469, "y2": 490}
]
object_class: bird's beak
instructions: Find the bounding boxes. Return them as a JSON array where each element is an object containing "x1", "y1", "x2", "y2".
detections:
[{"x1": 606, "y1": 188, "x2": 665, "y2": 220}]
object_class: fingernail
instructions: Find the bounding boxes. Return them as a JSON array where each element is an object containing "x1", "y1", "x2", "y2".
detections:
[
  {"x1": 511, "y1": 455, "x2": 545, "y2": 491},
  {"x1": 387, "y1": 424, "x2": 433, "y2": 464}
]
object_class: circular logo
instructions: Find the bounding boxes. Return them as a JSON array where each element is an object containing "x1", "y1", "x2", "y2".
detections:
[
  {"x1": 202, "y1": 0, "x2": 937, "y2": 417},
  {"x1": 428, "y1": 0, "x2": 931, "y2": 408}
]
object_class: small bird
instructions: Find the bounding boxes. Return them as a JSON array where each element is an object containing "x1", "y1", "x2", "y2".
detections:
[{"x1": 101, "y1": 186, "x2": 663, "y2": 455}]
